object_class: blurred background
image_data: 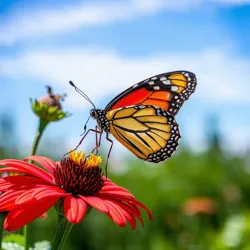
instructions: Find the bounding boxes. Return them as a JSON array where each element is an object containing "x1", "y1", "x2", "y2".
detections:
[{"x1": 0, "y1": 0, "x2": 250, "y2": 249}]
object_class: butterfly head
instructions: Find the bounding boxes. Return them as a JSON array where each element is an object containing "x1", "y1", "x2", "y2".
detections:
[{"x1": 90, "y1": 109, "x2": 98, "y2": 119}]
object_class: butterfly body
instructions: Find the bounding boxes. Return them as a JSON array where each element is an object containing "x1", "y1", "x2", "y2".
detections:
[{"x1": 82, "y1": 70, "x2": 196, "y2": 163}]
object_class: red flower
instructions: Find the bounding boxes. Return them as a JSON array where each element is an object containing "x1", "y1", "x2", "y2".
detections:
[{"x1": 0, "y1": 152, "x2": 152, "y2": 231}]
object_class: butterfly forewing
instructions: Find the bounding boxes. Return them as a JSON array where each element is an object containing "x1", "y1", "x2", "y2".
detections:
[
  {"x1": 106, "y1": 105, "x2": 181, "y2": 163},
  {"x1": 105, "y1": 71, "x2": 197, "y2": 116}
]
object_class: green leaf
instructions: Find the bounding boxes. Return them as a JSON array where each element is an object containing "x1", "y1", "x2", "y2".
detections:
[{"x1": 3, "y1": 234, "x2": 25, "y2": 246}]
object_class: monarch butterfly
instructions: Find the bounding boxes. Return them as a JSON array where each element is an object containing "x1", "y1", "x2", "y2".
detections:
[{"x1": 70, "y1": 70, "x2": 197, "y2": 165}]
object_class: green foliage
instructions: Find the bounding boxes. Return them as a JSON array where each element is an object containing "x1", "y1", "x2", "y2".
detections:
[{"x1": 3, "y1": 234, "x2": 25, "y2": 246}]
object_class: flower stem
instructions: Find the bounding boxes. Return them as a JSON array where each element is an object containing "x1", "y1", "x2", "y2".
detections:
[
  {"x1": 24, "y1": 118, "x2": 49, "y2": 250},
  {"x1": 0, "y1": 213, "x2": 6, "y2": 249},
  {"x1": 51, "y1": 216, "x2": 73, "y2": 250},
  {"x1": 31, "y1": 119, "x2": 49, "y2": 156}
]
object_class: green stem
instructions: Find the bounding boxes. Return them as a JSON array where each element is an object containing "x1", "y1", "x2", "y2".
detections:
[
  {"x1": 0, "y1": 213, "x2": 6, "y2": 250},
  {"x1": 24, "y1": 118, "x2": 49, "y2": 250},
  {"x1": 51, "y1": 216, "x2": 73, "y2": 250},
  {"x1": 31, "y1": 119, "x2": 49, "y2": 156}
]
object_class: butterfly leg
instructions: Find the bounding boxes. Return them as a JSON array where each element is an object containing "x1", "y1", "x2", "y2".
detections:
[
  {"x1": 64, "y1": 128, "x2": 101, "y2": 157},
  {"x1": 91, "y1": 126, "x2": 103, "y2": 155},
  {"x1": 105, "y1": 133, "x2": 114, "y2": 177}
]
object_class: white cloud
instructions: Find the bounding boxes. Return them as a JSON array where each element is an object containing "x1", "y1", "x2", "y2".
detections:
[
  {"x1": 0, "y1": 0, "x2": 249, "y2": 45},
  {"x1": 0, "y1": 47, "x2": 249, "y2": 109}
]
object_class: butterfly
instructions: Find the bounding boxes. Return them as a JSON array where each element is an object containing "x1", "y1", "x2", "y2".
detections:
[{"x1": 70, "y1": 70, "x2": 197, "y2": 164}]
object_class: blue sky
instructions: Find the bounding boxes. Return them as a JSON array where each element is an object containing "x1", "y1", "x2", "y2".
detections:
[{"x1": 0, "y1": 0, "x2": 249, "y2": 160}]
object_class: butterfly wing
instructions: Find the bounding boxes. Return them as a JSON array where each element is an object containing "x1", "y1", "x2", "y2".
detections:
[
  {"x1": 106, "y1": 105, "x2": 181, "y2": 162},
  {"x1": 105, "y1": 71, "x2": 197, "y2": 116}
]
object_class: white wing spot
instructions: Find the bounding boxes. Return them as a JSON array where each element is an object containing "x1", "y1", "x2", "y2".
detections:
[
  {"x1": 133, "y1": 84, "x2": 138, "y2": 88},
  {"x1": 148, "y1": 81, "x2": 155, "y2": 85},
  {"x1": 162, "y1": 80, "x2": 171, "y2": 85},
  {"x1": 184, "y1": 73, "x2": 189, "y2": 77},
  {"x1": 171, "y1": 86, "x2": 179, "y2": 91},
  {"x1": 151, "y1": 77, "x2": 157, "y2": 80},
  {"x1": 153, "y1": 86, "x2": 160, "y2": 90},
  {"x1": 160, "y1": 76, "x2": 167, "y2": 81}
]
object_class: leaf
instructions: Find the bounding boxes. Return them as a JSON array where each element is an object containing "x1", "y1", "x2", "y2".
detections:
[{"x1": 3, "y1": 234, "x2": 25, "y2": 246}]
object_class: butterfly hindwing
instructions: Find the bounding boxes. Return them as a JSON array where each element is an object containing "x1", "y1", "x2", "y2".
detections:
[
  {"x1": 106, "y1": 105, "x2": 181, "y2": 163},
  {"x1": 105, "y1": 71, "x2": 196, "y2": 116}
]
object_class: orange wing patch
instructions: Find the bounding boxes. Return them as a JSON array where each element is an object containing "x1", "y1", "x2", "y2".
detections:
[{"x1": 105, "y1": 71, "x2": 197, "y2": 116}]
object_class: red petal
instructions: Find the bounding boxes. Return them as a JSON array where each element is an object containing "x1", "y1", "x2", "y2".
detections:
[
  {"x1": 0, "y1": 167, "x2": 30, "y2": 175},
  {"x1": 32, "y1": 186, "x2": 67, "y2": 200},
  {"x1": 4, "y1": 196, "x2": 59, "y2": 231},
  {"x1": 127, "y1": 201, "x2": 141, "y2": 215},
  {"x1": 15, "y1": 189, "x2": 35, "y2": 204},
  {"x1": 109, "y1": 201, "x2": 137, "y2": 230},
  {"x1": 24, "y1": 156, "x2": 56, "y2": 174},
  {"x1": 129, "y1": 200, "x2": 153, "y2": 220},
  {"x1": 98, "y1": 190, "x2": 135, "y2": 199},
  {"x1": 105, "y1": 200, "x2": 126, "y2": 227},
  {"x1": 97, "y1": 193, "x2": 136, "y2": 202},
  {"x1": 0, "y1": 160, "x2": 53, "y2": 183},
  {"x1": 64, "y1": 196, "x2": 87, "y2": 224},
  {"x1": 0, "y1": 189, "x2": 27, "y2": 210},
  {"x1": 0, "y1": 176, "x2": 51, "y2": 192},
  {"x1": 101, "y1": 182, "x2": 134, "y2": 194},
  {"x1": 79, "y1": 196, "x2": 109, "y2": 213},
  {"x1": 122, "y1": 210, "x2": 136, "y2": 230},
  {"x1": 111, "y1": 200, "x2": 144, "y2": 227}
]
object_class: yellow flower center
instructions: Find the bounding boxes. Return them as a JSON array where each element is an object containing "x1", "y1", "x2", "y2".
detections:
[{"x1": 69, "y1": 150, "x2": 102, "y2": 168}]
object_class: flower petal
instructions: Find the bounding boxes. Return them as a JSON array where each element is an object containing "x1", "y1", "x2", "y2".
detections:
[
  {"x1": 98, "y1": 193, "x2": 136, "y2": 203},
  {"x1": 4, "y1": 196, "x2": 59, "y2": 231},
  {"x1": 32, "y1": 186, "x2": 68, "y2": 200},
  {"x1": 106, "y1": 201, "x2": 137, "y2": 230},
  {"x1": 98, "y1": 190, "x2": 135, "y2": 199},
  {"x1": 0, "y1": 189, "x2": 28, "y2": 211},
  {"x1": 101, "y1": 182, "x2": 135, "y2": 195},
  {"x1": 0, "y1": 159, "x2": 53, "y2": 183},
  {"x1": 129, "y1": 200, "x2": 153, "y2": 220},
  {"x1": 64, "y1": 196, "x2": 87, "y2": 224},
  {"x1": 111, "y1": 200, "x2": 144, "y2": 228},
  {"x1": 0, "y1": 176, "x2": 51, "y2": 192},
  {"x1": 0, "y1": 167, "x2": 30, "y2": 175},
  {"x1": 105, "y1": 200, "x2": 127, "y2": 228},
  {"x1": 24, "y1": 156, "x2": 56, "y2": 174},
  {"x1": 15, "y1": 189, "x2": 36, "y2": 204},
  {"x1": 79, "y1": 196, "x2": 109, "y2": 213},
  {"x1": 14, "y1": 186, "x2": 66, "y2": 204}
]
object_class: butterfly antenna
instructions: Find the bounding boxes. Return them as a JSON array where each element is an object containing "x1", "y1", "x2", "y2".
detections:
[
  {"x1": 69, "y1": 81, "x2": 96, "y2": 109},
  {"x1": 80, "y1": 115, "x2": 91, "y2": 136}
]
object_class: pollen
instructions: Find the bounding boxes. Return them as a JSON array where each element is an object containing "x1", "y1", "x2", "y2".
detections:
[{"x1": 69, "y1": 150, "x2": 102, "y2": 168}]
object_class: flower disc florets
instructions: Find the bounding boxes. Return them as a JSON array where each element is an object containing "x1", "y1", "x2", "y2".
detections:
[{"x1": 54, "y1": 151, "x2": 104, "y2": 197}]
